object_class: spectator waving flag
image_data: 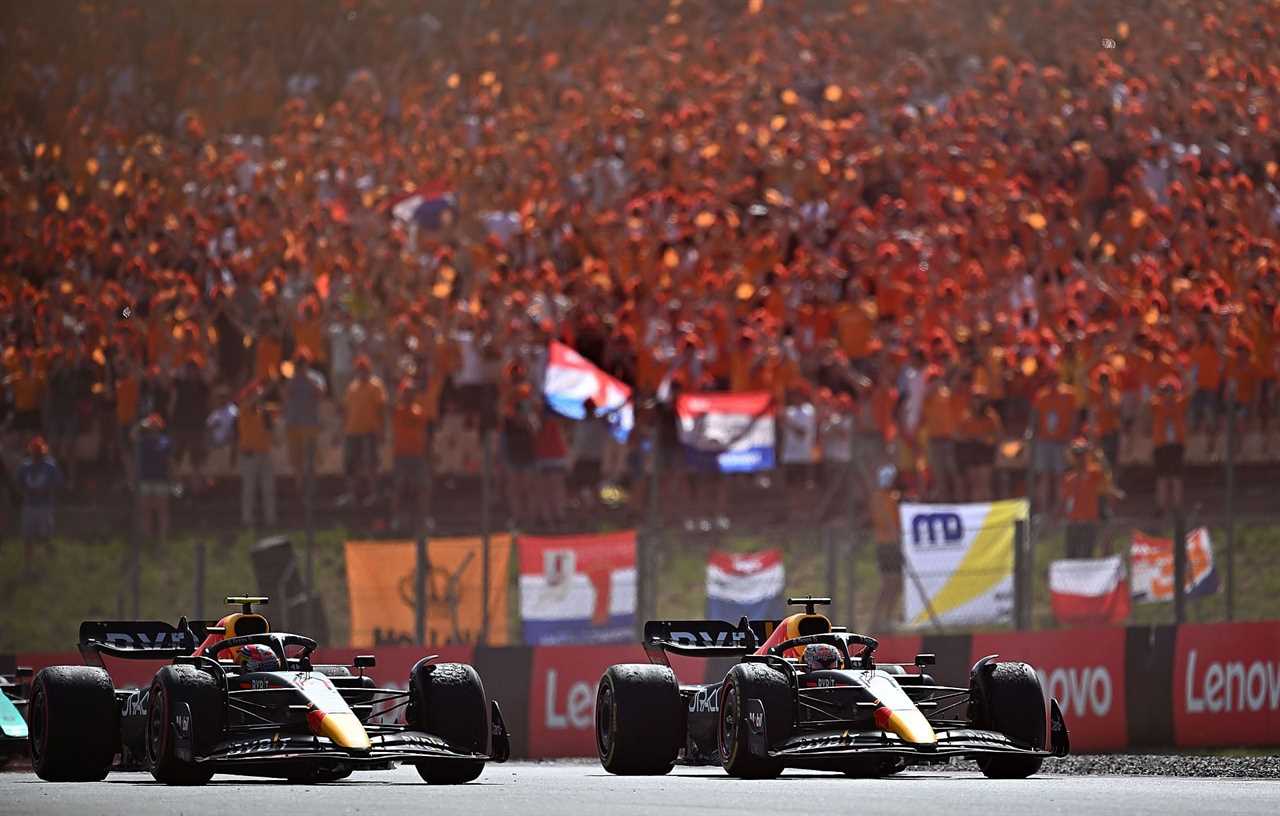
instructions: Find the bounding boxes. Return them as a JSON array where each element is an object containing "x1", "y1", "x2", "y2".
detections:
[
  {"x1": 542, "y1": 341, "x2": 633, "y2": 441},
  {"x1": 676, "y1": 391, "x2": 775, "y2": 473},
  {"x1": 706, "y1": 549, "x2": 785, "y2": 622},
  {"x1": 1049, "y1": 555, "x2": 1130, "y2": 625},
  {"x1": 390, "y1": 183, "x2": 457, "y2": 230}
]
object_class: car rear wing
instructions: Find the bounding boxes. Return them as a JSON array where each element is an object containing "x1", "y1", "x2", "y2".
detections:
[
  {"x1": 77, "y1": 619, "x2": 216, "y2": 667},
  {"x1": 642, "y1": 617, "x2": 782, "y2": 665}
]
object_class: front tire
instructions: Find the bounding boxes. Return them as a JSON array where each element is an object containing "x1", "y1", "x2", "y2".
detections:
[
  {"x1": 595, "y1": 664, "x2": 684, "y2": 775},
  {"x1": 971, "y1": 662, "x2": 1046, "y2": 779},
  {"x1": 29, "y1": 666, "x2": 118, "y2": 782},
  {"x1": 719, "y1": 663, "x2": 791, "y2": 779},
  {"x1": 409, "y1": 661, "x2": 487, "y2": 784},
  {"x1": 146, "y1": 665, "x2": 222, "y2": 785}
]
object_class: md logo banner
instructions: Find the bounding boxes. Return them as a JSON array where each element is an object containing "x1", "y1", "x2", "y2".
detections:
[{"x1": 899, "y1": 500, "x2": 1028, "y2": 627}]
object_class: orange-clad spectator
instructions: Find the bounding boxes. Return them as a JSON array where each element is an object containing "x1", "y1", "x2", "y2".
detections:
[
  {"x1": 342, "y1": 356, "x2": 386, "y2": 506},
  {"x1": 1029, "y1": 373, "x2": 1079, "y2": 514},
  {"x1": 1060, "y1": 438, "x2": 1123, "y2": 557},
  {"x1": 252, "y1": 315, "x2": 285, "y2": 383},
  {"x1": 1188, "y1": 325, "x2": 1223, "y2": 435},
  {"x1": 111, "y1": 356, "x2": 141, "y2": 481},
  {"x1": 868, "y1": 464, "x2": 903, "y2": 631},
  {"x1": 237, "y1": 381, "x2": 276, "y2": 529},
  {"x1": 390, "y1": 381, "x2": 430, "y2": 533},
  {"x1": 1087, "y1": 368, "x2": 1123, "y2": 471},
  {"x1": 8, "y1": 354, "x2": 46, "y2": 436},
  {"x1": 835, "y1": 300, "x2": 876, "y2": 364},
  {"x1": 958, "y1": 387, "x2": 1002, "y2": 502},
  {"x1": 921, "y1": 368, "x2": 959, "y2": 500},
  {"x1": 292, "y1": 298, "x2": 328, "y2": 371},
  {"x1": 1225, "y1": 336, "x2": 1260, "y2": 448},
  {"x1": 1150, "y1": 376, "x2": 1189, "y2": 516}
]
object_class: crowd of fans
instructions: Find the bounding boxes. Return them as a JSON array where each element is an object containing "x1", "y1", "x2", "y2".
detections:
[{"x1": 3, "y1": 1, "x2": 1280, "y2": 552}]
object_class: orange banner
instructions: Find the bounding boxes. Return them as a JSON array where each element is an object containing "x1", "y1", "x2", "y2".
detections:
[{"x1": 345, "y1": 536, "x2": 511, "y2": 648}]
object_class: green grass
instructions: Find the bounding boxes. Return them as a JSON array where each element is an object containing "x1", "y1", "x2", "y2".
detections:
[
  {"x1": 0, "y1": 527, "x2": 353, "y2": 653},
  {"x1": 3, "y1": 516, "x2": 1278, "y2": 652}
]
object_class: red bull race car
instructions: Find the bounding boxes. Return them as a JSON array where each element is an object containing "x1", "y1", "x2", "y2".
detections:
[
  {"x1": 596, "y1": 597, "x2": 1069, "y2": 779},
  {"x1": 28, "y1": 597, "x2": 510, "y2": 784}
]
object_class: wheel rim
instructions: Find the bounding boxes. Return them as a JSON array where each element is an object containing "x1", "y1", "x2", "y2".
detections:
[
  {"x1": 595, "y1": 682, "x2": 614, "y2": 758},
  {"x1": 147, "y1": 684, "x2": 165, "y2": 765},
  {"x1": 29, "y1": 684, "x2": 46, "y2": 764},
  {"x1": 718, "y1": 681, "x2": 739, "y2": 762}
]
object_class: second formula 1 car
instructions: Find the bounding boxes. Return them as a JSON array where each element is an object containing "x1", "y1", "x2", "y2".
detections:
[
  {"x1": 596, "y1": 597, "x2": 1068, "y2": 778},
  {"x1": 29, "y1": 597, "x2": 510, "y2": 784},
  {"x1": 0, "y1": 663, "x2": 31, "y2": 768}
]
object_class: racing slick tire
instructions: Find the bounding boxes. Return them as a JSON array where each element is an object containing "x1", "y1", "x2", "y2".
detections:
[
  {"x1": 409, "y1": 661, "x2": 488, "y2": 784},
  {"x1": 719, "y1": 663, "x2": 792, "y2": 779},
  {"x1": 970, "y1": 661, "x2": 1046, "y2": 779},
  {"x1": 29, "y1": 666, "x2": 118, "y2": 782},
  {"x1": 146, "y1": 665, "x2": 223, "y2": 785},
  {"x1": 595, "y1": 664, "x2": 683, "y2": 775}
]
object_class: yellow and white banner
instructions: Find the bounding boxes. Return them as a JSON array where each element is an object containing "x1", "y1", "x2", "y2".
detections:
[{"x1": 899, "y1": 499, "x2": 1028, "y2": 627}]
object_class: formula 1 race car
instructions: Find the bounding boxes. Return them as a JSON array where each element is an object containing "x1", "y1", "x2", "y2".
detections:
[
  {"x1": 29, "y1": 597, "x2": 510, "y2": 785},
  {"x1": 0, "y1": 664, "x2": 32, "y2": 768},
  {"x1": 596, "y1": 597, "x2": 1069, "y2": 779}
]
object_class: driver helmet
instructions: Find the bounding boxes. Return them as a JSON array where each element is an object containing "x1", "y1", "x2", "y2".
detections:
[
  {"x1": 803, "y1": 643, "x2": 842, "y2": 672},
  {"x1": 239, "y1": 643, "x2": 280, "y2": 673}
]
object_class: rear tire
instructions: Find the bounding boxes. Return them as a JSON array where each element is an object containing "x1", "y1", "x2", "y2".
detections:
[
  {"x1": 147, "y1": 665, "x2": 222, "y2": 785},
  {"x1": 971, "y1": 662, "x2": 1046, "y2": 779},
  {"x1": 719, "y1": 663, "x2": 791, "y2": 779},
  {"x1": 29, "y1": 666, "x2": 118, "y2": 782},
  {"x1": 595, "y1": 664, "x2": 684, "y2": 775},
  {"x1": 409, "y1": 661, "x2": 487, "y2": 784}
]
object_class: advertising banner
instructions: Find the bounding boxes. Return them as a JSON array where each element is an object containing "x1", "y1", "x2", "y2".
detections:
[
  {"x1": 899, "y1": 500, "x2": 1027, "y2": 627},
  {"x1": 1174, "y1": 621, "x2": 1280, "y2": 747},
  {"x1": 971, "y1": 627, "x2": 1127, "y2": 751},
  {"x1": 345, "y1": 537, "x2": 512, "y2": 648},
  {"x1": 676, "y1": 391, "x2": 775, "y2": 473},
  {"x1": 1131, "y1": 527, "x2": 1218, "y2": 603},
  {"x1": 706, "y1": 549, "x2": 786, "y2": 622},
  {"x1": 1049, "y1": 555, "x2": 1130, "y2": 625},
  {"x1": 518, "y1": 531, "x2": 637, "y2": 645}
]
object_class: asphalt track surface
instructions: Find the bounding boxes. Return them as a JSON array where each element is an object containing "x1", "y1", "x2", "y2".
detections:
[{"x1": 5, "y1": 760, "x2": 1280, "y2": 816}]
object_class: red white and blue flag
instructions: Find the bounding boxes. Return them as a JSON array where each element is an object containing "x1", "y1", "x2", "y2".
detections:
[
  {"x1": 518, "y1": 531, "x2": 636, "y2": 645},
  {"x1": 677, "y1": 391, "x2": 775, "y2": 473},
  {"x1": 706, "y1": 549, "x2": 786, "y2": 622},
  {"x1": 1049, "y1": 555, "x2": 1130, "y2": 625},
  {"x1": 542, "y1": 341, "x2": 633, "y2": 441},
  {"x1": 391, "y1": 183, "x2": 457, "y2": 230}
]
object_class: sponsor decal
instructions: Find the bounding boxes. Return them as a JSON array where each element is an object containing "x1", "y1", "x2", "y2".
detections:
[
  {"x1": 971, "y1": 628, "x2": 1126, "y2": 751},
  {"x1": 1175, "y1": 622, "x2": 1280, "y2": 747},
  {"x1": 122, "y1": 690, "x2": 148, "y2": 718},
  {"x1": 910, "y1": 513, "x2": 965, "y2": 547},
  {"x1": 688, "y1": 685, "x2": 719, "y2": 714},
  {"x1": 667, "y1": 629, "x2": 750, "y2": 648}
]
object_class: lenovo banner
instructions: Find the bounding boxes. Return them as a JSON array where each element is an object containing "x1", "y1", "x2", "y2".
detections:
[
  {"x1": 526, "y1": 646, "x2": 704, "y2": 757},
  {"x1": 1174, "y1": 621, "x2": 1280, "y2": 747},
  {"x1": 971, "y1": 627, "x2": 1127, "y2": 751}
]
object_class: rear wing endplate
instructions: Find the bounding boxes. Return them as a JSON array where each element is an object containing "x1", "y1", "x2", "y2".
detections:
[{"x1": 77, "y1": 619, "x2": 215, "y2": 667}]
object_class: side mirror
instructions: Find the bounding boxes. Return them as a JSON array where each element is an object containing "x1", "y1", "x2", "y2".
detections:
[
  {"x1": 354, "y1": 655, "x2": 377, "y2": 669},
  {"x1": 914, "y1": 653, "x2": 937, "y2": 668}
]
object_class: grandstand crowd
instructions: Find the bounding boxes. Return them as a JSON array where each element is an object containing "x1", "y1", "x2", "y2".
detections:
[{"x1": 2, "y1": 1, "x2": 1278, "y2": 542}]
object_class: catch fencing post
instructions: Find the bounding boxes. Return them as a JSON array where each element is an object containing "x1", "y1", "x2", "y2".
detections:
[
  {"x1": 415, "y1": 530, "x2": 429, "y2": 646},
  {"x1": 1224, "y1": 414, "x2": 1236, "y2": 621},
  {"x1": 129, "y1": 522, "x2": 141, "y2": 619},
  {"x1": 1013, "y1": 518, "x2": 1030, "y2": 630},
  {"x1": 1172, "y1": 511, "x2": 1187, "y2": 625},
  {"x1": 480, "y1": 429, "x2": 492, "y2": 644},
  {"x1": 823, "y1": 526, "x2": 838, "y2": 610},
  {"x1": 641, "y1": 427, "x2": 662, "y2": 632},
  {"x1": 193, "y1": 539, "x2": 206, "y2": 619}
]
